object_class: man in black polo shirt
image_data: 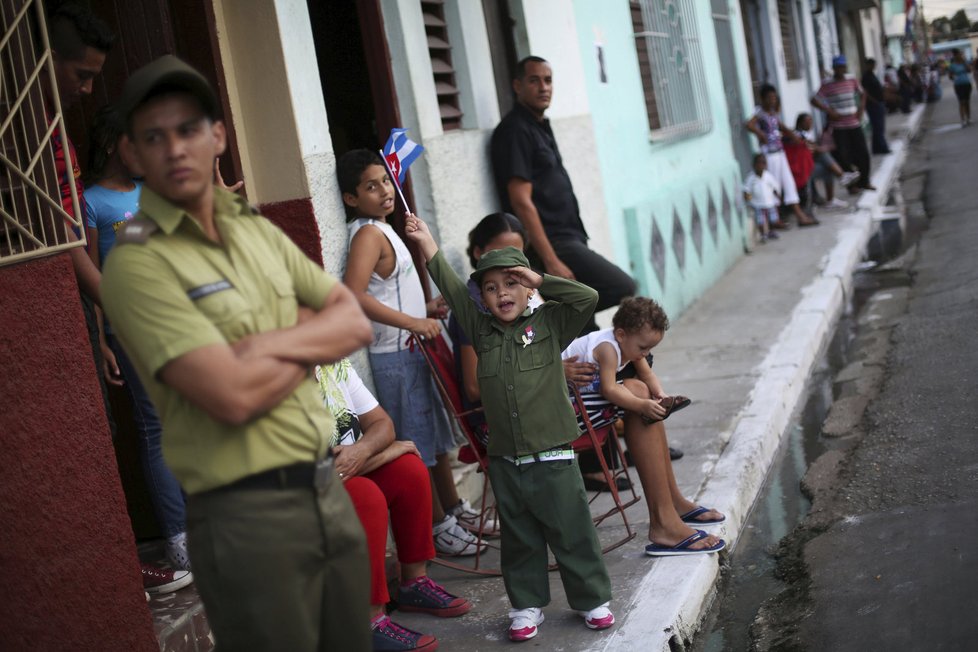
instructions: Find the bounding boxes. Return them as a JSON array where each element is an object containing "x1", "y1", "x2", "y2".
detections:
[{"x1": 491, "y1": 56, "x2": 635, "y2": 332}]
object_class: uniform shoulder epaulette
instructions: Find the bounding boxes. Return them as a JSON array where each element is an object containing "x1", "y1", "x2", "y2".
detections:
[{"x1": 115, "y1": 217, "x2": 159, "y2": 245}]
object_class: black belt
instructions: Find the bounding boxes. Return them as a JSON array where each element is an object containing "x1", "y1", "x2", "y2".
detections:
[{"x1": 214, "y1": 457, "x2": 335, "y2": 494}]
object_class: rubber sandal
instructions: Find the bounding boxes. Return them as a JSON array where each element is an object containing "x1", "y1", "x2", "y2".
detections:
[
  {"x1": 679, "y1": 506, "x2": 726, "y2": 525},
  {"x1": 645, "y1": 530, "x2": 726, "y2": 557}
]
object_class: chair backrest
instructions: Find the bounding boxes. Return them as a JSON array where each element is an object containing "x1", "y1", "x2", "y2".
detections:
[
  {"x1": 419, "y1": 334, "x2": 466, "y2": 415},
  {"x1": 417, "y1": 334, "x2": 488, "y2": 462}
]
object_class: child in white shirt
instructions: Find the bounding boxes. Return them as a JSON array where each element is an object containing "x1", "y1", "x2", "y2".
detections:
[{"x1": 742, "y1": 153, "x2": 781, "y2": 243}]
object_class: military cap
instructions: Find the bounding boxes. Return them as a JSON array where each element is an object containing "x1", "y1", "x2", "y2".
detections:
[
  {"x1": 118, "y1": 54, "x2": 217, "y2": 121},
  {"x1": 470, "y1": 246, "x2": 532, "y2": 284}
]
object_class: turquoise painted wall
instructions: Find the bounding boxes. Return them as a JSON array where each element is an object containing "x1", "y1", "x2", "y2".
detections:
[{"x1": 573, "y1": 0, "x2": 753, "y2": 319}]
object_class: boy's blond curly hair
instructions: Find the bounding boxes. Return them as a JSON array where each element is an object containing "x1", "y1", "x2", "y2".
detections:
[{"x1": 612, "y1": 297, "x2": 669, "y2": 333}]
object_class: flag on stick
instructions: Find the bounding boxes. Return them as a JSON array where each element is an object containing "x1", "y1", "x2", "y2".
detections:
[{"x1": 379, "y1": 128, "x2": 424, "y2": 213}]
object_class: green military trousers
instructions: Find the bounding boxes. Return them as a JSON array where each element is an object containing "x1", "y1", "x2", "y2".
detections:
[
  {"x1": 487, "y1": 456, "x2": 612, "y2": 610},
  {"x1": 186, "y1": 469, "x2": 370, "y2": 651}
]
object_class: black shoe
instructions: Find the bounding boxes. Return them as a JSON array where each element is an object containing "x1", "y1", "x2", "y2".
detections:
[
  {"x1": 582, "y1": 475, "x2": 632, "y2": 492},
  {"x1": 623, "y1": 448, "x2": 684, "y2": 466}
]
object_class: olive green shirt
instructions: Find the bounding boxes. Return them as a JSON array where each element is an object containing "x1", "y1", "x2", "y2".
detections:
[
  {"x1": 427, "y1": 251, "x2": 597, "y2": 456},
  {"x1": 101, "y1": 186, "x2": 337, "y2": 494}
]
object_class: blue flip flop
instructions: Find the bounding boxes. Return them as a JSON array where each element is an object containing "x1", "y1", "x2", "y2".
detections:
[
  {"x1": 680, "y1": 506, "x2": 726, "y2": 526},
  {"x1": 645, "y1": 530, "x2": 726, "y2": 557}
]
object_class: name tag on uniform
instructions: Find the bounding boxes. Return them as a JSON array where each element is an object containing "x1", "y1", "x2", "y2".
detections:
[{"x1": 187, "y1": 280, "x2": 234, "y2": 300}]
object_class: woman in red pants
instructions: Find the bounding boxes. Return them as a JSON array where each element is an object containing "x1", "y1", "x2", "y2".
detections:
[{"x1": 317, "y1": 359, "x2": 473, "y2": 651}]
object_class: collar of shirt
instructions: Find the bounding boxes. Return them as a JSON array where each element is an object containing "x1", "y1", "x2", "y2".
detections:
[
  {"x1": 139, "y1": 185, "x2": 250, "y2": 237},
  {"x1": 512, "y1": 101, "x2": 550, "y2": 129}
]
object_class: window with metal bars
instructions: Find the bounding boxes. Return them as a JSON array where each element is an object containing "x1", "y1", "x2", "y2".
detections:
[
  {"x1": 421, "y1": 0, "x2": 463, "y2": 130},
  {"x1": 778, "y1": 0, "x2": 801, "y2": 80},
  {"x1": 1, "y1": 0, "x2": 85, "y2": 266},
  {"x1": 630, "y1": 0, "x2": 711, "y2": 142}
]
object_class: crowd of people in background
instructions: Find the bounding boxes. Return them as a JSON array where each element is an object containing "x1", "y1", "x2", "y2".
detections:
[{"x1": 742, "y1": 48, "x2": 976, "y2": 245}]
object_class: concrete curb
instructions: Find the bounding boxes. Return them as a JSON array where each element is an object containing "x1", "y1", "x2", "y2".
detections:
[{"x1": 597, "y1": 105, "x2": 927, "y2": 651}]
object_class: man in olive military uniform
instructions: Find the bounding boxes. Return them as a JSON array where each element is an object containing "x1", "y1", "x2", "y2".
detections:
[{"x1": 101, "y1": 56, "x2": 373, "y2": 651}]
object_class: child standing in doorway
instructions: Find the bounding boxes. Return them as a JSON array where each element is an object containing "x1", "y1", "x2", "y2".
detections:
[
  {"x1": 406, "y1": 214, "x2": 615, "y2": 643},
  {"x1": 338, "y1": 149, "x2": 484, "y2": 556}
]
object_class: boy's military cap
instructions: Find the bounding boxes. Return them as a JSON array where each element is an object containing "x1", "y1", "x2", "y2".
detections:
[
  {"x1": 470, "y1": 246, "x2": 532, "y2": 284},
  {"x1": 118, "y1": 54, "x2": 218, "y2": 121}
]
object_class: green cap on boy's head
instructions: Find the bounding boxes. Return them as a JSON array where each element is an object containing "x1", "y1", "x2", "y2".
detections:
[
  {"x1": 470, "y1": 246, "x2": 531, "y2": 284},
  {"x1": 117, "y1": 55, "x2": 218, "y2": 123}
]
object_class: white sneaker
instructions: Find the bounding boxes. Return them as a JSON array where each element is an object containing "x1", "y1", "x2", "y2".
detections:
[
  {"x1": 826, "y1": 197, "x2": 849, "y2": 209},
  {"x1": 166, "y1": 532, "x2": 191, "y2": 571},
  {"x1": 577, "y1": 602, "x2": 615, "y2": 630},
  {"x1": 838, "y1": 171, "x2": 860, "y2": 187},
  {"x1": 433, "y1": 514, "x2": 485, "y2": 556},
  {"x1": 508, "y1": 607, "x2": 544, "y2": 641},
  {"x1": 448, "y1": 499, "x2": 497, "y2": 535}
]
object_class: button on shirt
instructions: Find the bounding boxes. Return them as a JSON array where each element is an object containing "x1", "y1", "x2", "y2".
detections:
[
  {"x1": 490, "y1": 103, "x2": 589, "y2": 242},
  {"x1": 427, "y1": 251, "x2": 598, "y2": 456},
  {"x1": 101, "y1": 186, "x2": 337, "y2": 494}
]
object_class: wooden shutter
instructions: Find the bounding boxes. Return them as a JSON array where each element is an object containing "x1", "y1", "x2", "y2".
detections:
[
  {"x1": 630, "y1": 0, "x2": 661, "y2": 131},
  {"x1": 421, "y1": 0, "x2": 462, "y2": 130},
  {"x1": 778, "y1": 0, "x2": 801, "y2": 80}
]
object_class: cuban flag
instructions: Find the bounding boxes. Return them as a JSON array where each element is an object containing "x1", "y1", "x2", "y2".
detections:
[{"x1": 382, "y1": 128, "x2": 424, "y2": 187}]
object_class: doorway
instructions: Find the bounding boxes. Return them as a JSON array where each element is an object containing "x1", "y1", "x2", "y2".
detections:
[
  {"x1": 713, "y1": 0, "x2": 754, "y2": 173},
  {"x1": 306, "y1": 0, "x2": 379, "y2": 154}
]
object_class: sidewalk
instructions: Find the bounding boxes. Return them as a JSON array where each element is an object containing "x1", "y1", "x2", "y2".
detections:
[{"x1": 396, "y1": 105, "x2": 926, "y2": 650}]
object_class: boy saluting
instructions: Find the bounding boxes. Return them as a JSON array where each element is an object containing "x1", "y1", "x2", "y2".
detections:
[
  {"x1": 100, "y1": 56, "x2": 373, "y2": 651},
  {"x1": 405, "y1": 213, "x2": 615, "y2": 642}
]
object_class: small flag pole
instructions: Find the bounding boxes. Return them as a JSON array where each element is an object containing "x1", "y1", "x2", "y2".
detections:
[{"x1": 379, "y1": 149, "x2": 412, "y2": 214}]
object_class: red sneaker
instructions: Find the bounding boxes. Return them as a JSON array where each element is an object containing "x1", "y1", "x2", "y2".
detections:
[
  {"x1": 397, "y1": 576, "x2": 472, "y2": 617},
  {"x1": 141, "y1": 563, "x2": 193, "y2": 594},
  {"x1": 578, "y1": 603, "x2": 615, "y2": 630},
  {"x1": 508, "y1": 608, "x2": 544, "y2": 641}
]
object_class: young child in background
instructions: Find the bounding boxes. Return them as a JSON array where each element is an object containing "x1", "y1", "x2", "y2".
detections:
[
  {"x1": 795, "y1": 113, "x2": 859, "y2": 209},
  {"x1": 338, "y1": 149, "x2": 485, "y2": 556},
  {"x1": 562, "y1": 298, "x2": 726, "y2": 556},
  {"x1": 406, "y1": 214, "x2": 615, "y2": 642},
  {"x1": 742, "y1": 153, "x2": 781, "y2": 244},
  {"x1": 84, "y1": 106, "x2": 193, "y2": 585}
]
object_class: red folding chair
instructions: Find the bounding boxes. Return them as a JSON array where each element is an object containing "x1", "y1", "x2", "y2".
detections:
[
  {"x1": 568, "y1": 384, "x2": 641, "y2": 553},
  {"x1": 417, "y1": 334, "x2": 501, "y2": 576}
]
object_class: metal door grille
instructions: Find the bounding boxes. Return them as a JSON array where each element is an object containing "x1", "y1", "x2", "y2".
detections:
[
  {"x1": 631, "y1": 0, "x2": 712, "y2": 142},
  {"x1": 1, "y1": 0, "x2": 83, "y2": 267}
]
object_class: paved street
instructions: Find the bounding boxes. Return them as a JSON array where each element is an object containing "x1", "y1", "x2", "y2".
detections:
[{"x1": 751, "y1": 83, "x2": 978, "y2": 650}]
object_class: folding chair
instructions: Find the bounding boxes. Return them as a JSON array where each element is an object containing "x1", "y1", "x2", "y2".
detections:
[
  {"x1": 568, "y1": 384, "x2": 641, "y2": 553},
  {"x1": 419, "y1": 335, "x2": 642, "y2": 567},
  {"x1": 417, "y1": 334, "x2": 502, "y2": 576}
]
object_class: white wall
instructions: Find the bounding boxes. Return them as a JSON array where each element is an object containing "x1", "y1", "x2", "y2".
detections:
[{"x1": 507, "y1": 0, "x2": 616, "y2": 300}]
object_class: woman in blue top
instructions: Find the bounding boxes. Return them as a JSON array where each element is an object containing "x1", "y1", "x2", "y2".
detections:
[
  {"x1": 948, "y1": 49, "x2": 973, "y2": 127},
  {"x1": 84, "y1": 106, "x2": 190, "y2": 573}
]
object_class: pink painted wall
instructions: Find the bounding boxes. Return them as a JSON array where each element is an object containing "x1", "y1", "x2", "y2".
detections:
[{"x1": 0, "y1": 253, "x2": 156, "y2": 651}]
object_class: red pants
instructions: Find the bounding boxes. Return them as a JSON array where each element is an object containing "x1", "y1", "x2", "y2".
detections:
[{"x1": 344, "y1": 453, "x2": 435, "y2": 605}]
